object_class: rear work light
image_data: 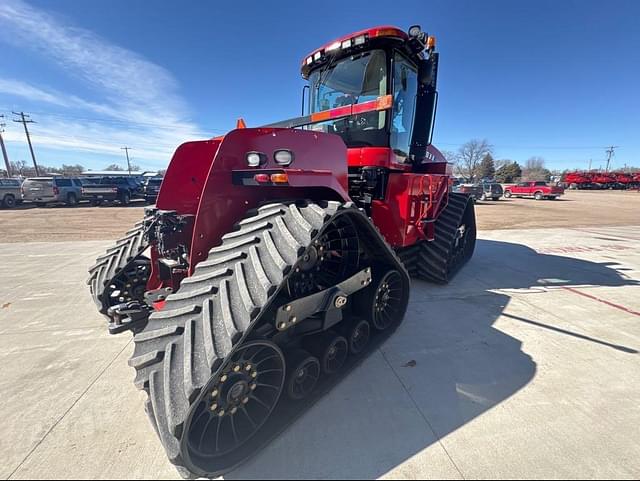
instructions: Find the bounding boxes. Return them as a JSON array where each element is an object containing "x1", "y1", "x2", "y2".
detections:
[
  {"x1": 246, "y1": 151, "x2": 267, "y2": 168},
  {"x1": 326, "y1": 41, "x2": 341, "y2": 52},
  {"x1": 353, "y1": 34, "x2": 367, "y2": 46},
  {"x1": 274, "y1": 149, "x2": 294, "y2": 166}
]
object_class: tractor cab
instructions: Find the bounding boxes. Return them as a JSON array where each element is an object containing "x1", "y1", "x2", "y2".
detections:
[{"x1": 301, "y1": 26, "x2": 442, "y2": 170}]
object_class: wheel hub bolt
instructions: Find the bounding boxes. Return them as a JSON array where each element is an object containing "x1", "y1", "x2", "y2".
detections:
[
  {"x1": 218, "y1": 410, "x2": 225, "y2": 417},
  {"x1": 220, "y1": 375, "x2": 228, "y2": 383},
  {"x1": 250, "y1": 383, "x2": 257, "y2": 390},
  {"x1": 230, "y1": 407, "x2": 238, "y2": 415},
  {"x1": 211, "y1": 389, "x2": 218, "y2": 398},
  {"x1": 210, "y1": 403, "x2": 218, "y2": 412},
  {"x1": 251, "y1": 371, "x2": 258, "y2": 378},
  {"x1": 334, "y1": 296, "x2": 347, "y2": 308},
  {"x1": 233, "y1": 365, "x2": 241, "y2": 373},
  {"x1": 245, "y1": 364, "x2": 252, "y2": 371},
  {"x1": 242, "y1": 397, "x2": 249, "y2": 404}
]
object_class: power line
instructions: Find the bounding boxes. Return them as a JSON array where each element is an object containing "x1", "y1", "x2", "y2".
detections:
[
  {"x1": 12, "y1": 111, "x2": 40, "y2": 176},
  {"x1": 0, "y1": 115, "x2": 11, "y2": 177}
]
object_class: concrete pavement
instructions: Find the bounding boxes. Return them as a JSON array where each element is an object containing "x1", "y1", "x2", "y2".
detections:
[{"x1": 1, "y1": 227, "x2": 639, "y2": 479}]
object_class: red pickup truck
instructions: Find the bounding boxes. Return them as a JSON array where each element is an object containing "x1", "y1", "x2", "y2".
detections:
[{"x1": 503, "y1": 181, "x2": 564, "y2": 200}]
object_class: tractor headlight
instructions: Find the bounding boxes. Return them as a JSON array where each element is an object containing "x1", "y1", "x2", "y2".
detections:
[
  {"x1": 274, "y1": 149, "x2": 294, "y2": 166},
  {"x1": 246, "y1": 152, "x2": 266, "y2": 167}
]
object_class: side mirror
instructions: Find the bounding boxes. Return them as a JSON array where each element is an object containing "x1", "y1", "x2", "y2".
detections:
[{"x1": 418, "y1": 58, "x2": 434, "y2": 86}]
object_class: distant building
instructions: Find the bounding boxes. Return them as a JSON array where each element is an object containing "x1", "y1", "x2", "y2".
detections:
[{"x1": 82, "y1": 170, "x2": 160, "y2": 178}]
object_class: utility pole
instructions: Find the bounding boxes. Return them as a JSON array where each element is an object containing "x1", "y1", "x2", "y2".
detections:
[
  {"x1": 121, "y1": 146, "x2": 132, "y2": 175},
  {"x1": 0, "y1": 115, "x2": 10, "y2": 177},
  {"x1": 12, "y1": 112, "x2": 40, "y2": 176},
  {"x1": 588, "y1": 158, "x2": 592, "y2": 171},
  {"x1": 605, "y1": 145, "x2": 618, "y2": 172}
]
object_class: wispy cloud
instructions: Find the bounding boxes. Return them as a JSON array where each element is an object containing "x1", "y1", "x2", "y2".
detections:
[{"x1": 0, "y1": 0, "x2": 206, "y2": 167}]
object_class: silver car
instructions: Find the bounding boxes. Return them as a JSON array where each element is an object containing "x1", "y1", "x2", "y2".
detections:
[
  {"x1": 0, "y1": 178, "x2": 22, "y2": 208},
  {"x1": 22, "y1": 177, "x2": 83, "y2": 206}
]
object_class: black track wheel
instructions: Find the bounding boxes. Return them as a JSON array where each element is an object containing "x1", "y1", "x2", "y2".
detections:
[
  {"x1": 307, "y1": 332, "x2": 349, "y2": 375},
  {"x1": 338, "y1": 319, "x2": 371, "y2": 355},
  {"x1": 355, "y1": 269, "x2": 409, "y2": 331},
  {"x1": 185, "y1": 341, "x2": 286, "y2": 459},
  {"x1": 285, "y1": 350, "x2": 321, "y2": 401}
]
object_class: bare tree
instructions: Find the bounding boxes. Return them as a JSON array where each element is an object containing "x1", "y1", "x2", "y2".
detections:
[
  {"x1": 525, "y1": 157, "x2": 545, "y2": 171},
  {"x1": 522, "y1": 156, "x2": 551, "y2": 181},
  {"x1": 455, "y1": 139, "x2": 493, "y2": 180},
  {"x1": 104, "y1": 164, "x2": 125, "y2": 171}
]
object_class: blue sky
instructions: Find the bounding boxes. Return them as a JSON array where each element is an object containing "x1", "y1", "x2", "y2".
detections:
[{"x1": 0, "y1": 0, "x2": 638, "y2": 172}]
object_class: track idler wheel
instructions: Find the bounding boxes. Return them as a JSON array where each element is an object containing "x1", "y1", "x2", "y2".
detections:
[
  {"x1": 185, "y1": 341, "x2": 285, "y2": 459},
  {"x1": 308, "y1": 332, "x2": 349, "y2": 375},
  {"x1": 356, "y1": 269, "x2": 409, "y2": 331},
  {"x1": 339, "y1": 319, "x2": 371, "y2": 355},
  {"x1": 285, "y1": 350, "x2": 321, "y2": 401}
]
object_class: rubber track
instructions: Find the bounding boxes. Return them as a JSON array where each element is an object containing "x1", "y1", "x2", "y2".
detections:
[
  {"x1": 87, "y1": 218, "x2": 150, "y2": 316},
  {"x1": 127, "y1": 201, "x2": 389, "y2": 477},
  {"x1": 397, "y1": 193, "x2": 475, "y2": 283}
]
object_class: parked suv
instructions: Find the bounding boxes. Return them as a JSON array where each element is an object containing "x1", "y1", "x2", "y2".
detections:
[
  {"x1": 480, "y1": 180, "x2": 504, "y2": 201},
  {"x1": 0, "y1": 178, "x2": 23, "y2": 208},
  {"x1": 143, "y1": 177, "x2": 163, "y2": 203},
  {"x1": 22, "y1": 177, "x2": 83, "y2": 206}
]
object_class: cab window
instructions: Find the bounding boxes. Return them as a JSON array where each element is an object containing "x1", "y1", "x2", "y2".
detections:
[
  {"x1": 308, "y1": 49, "x2": 388, "y2": 147},
  {"x1": 390, "y1": 52, "x2": 418, "y2": 162}
]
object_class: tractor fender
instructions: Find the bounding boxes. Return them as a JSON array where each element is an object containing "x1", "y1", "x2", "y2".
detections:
[{"x1": 189, "y1": 128, "x2": 350, "y2": 269}]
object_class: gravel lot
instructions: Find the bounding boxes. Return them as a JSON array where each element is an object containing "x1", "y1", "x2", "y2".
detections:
[{"x1": 1, "y1": 190, "x2": 639, "y2": 243}]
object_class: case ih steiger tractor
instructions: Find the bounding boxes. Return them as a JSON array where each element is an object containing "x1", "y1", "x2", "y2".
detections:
[{"x1": 88, "y1": 25, "x2": 476, "y2": 478}]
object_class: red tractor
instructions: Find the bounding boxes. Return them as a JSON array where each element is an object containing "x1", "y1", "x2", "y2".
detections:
[{"x1": 88, "y1": 25, "x2": 476, "y2": 478}]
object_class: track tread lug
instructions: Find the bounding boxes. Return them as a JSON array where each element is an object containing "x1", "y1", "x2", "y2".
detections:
[{"x1": 135, "y1": 325, "x2": 183, "y2": 343}]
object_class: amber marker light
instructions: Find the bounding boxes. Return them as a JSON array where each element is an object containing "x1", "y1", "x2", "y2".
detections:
[{"x1": 270, "y1": 173, "x2": 289, "y2": 184}]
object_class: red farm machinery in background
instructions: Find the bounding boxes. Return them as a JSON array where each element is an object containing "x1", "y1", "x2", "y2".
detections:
[
  {"x1": 562, "y1": 170, "x2": 640, "y2": 190},
  {"x1": 87, "y1": 25, "x2": 476, "y2": 478}
]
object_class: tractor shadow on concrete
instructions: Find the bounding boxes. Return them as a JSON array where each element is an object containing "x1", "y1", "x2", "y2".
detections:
[{"x1": 227, "y1": 239, "x2": 636, "y2": 480}]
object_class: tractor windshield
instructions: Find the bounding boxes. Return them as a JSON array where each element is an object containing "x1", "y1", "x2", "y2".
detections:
[{"x1": 308, "y1": 49, "x2": 388, "y2": 146}]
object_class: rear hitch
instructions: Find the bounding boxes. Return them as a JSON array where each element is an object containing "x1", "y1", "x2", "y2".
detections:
[{"x1": 106, "y1": 301, "x2": 153, "y2": 335}]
